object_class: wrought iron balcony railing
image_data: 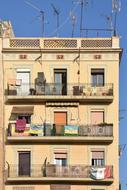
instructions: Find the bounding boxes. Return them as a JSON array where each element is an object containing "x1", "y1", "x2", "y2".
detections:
[
  {"x1": 7, "y1": 124, "x2": 113, "y2": 138},
  {"x1": 6, "y1": 83, "x2": 113, "y2": 97},
  {"x1": 6, "y1": 164, "x2": 113, "y2": 180},
  {"x1": 45, "y1": 164, "x2": 113, "y2": 179}
]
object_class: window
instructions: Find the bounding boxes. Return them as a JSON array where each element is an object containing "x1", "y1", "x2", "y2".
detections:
[
  {"x1": 91, "y1": 110, "x2": 104, "y2": 124},
  {"x1": 91, "y1": 69, "x2": 104, "y2": 86},
  {"x1": 91, "y1": 150, "x2": 105, "y2": 166},
  {"x1": 13, "y1": 187, "x2": 35, "y2": 190},
  {"x1": 50, "y1": 184, "x2": 70, "y2": 190},
  {"x1": 54, "y1": 149, "x2": 67, "y2": 166},
  {"x1": 91, "y1": 189, "x2": 105, "y2": 190}
]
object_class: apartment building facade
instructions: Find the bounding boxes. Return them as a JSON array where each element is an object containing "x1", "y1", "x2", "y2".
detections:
[{"x1": 0, "y1": 31, "x2": 122, "y2": 190}]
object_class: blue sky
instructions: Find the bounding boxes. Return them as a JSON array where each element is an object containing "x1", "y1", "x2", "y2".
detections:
[{"x1": 0, "y1": 0, "x2": 127, "y2": 188}]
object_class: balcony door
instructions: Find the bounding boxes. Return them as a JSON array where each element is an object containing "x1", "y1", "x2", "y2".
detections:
[
  {"x1": 54, "y1": 69, "x2": 67, "y2": 95},
  {"x1": 54, "y1": 149, "x2": 67, "y2": 177},
  {"x1": 54, "y1": 152, "x2": 67, "y2": 166},
  {"x1": 17, "y1": 69, "x2": 30, "y2": 95},
  {"x1": 54, "y1": 112, "x2": 67, "y2": 135},
  {"x1": 18, "y1": 151, "x2": 31, "y2": 176}
]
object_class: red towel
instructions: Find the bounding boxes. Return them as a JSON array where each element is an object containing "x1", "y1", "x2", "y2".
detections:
[
  {"x1": 104, "y1": 166, "x2": 111, "y2": 178},
  {"x1": 16, "y1": 119, "x2": 26, "y2": 131}
]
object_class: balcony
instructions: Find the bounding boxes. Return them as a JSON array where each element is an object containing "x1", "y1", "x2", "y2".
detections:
[
  {"x1": 6, "y1": 164, "x2": 113, "y2": 184},
  {"x1": 7, "y1": 123, "x2": 113, "y2": 143},
  {"x1": 5, "y1": 83, "x2": 113, "y2": 103}
]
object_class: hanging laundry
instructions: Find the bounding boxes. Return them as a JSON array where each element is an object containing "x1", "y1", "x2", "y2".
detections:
[
  {"x1": 29, "y1": 124, "x2": 44, "y2": 135},
  {"x1": 104, "y1": 166, "x2": 111, "y2": 178},
  {"x1": 16, "y1": 119, "x2": 26, "y2": 131},
  {"x1": 90, "y1": 167, "x2": 105, "y2": 180},
  {"x1": 64, "y1": 125, "x2": 79, "y2": 136}
]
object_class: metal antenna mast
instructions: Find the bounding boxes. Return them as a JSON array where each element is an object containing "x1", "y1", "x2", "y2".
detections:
[
  {"x1": 73, "y1": 0, "x2": 88, "y2": 37},
  {"x1": 51, "y1": 3, "x2": 60, "y2": 37},
  {"x1": 70, "y1": 12, "x2": 76, "y2": 37},
  {"x1": 80, "y1": 0, "x2": 83, "y2": 37},
  {"x1": 80, "y1": 0, "x2": 88, "y2": 37},
  {"x1": 112, "y1": 0, "x2": 121, "y2": 36},
  {"x1": 25, "y1": 1, "x2": 45, "y2": 37}
]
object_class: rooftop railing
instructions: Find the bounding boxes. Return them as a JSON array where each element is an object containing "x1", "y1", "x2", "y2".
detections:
[{"x1": 8, "y1": 38, "x2": 113, "y2": 49}]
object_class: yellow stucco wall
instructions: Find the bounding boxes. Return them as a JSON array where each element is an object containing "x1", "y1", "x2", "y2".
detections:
[{"x1": 2, "y1": 37, "x2": 122, "y2": 190}]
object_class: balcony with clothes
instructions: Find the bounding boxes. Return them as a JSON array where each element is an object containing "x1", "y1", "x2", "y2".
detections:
[
  {"x1": 7, "y1": 120, "x2": 113, "y2": 143},
  {"x1": 6, "y1": 81, "x2": 113, "y2": 103},
  {"x1": 5, "y1": 163, "x2": 113, "y2": 184}
]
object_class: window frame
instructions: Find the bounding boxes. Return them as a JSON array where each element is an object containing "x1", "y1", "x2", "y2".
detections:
[{"x1": 91, "y1": 68, "x2": 105, "y2": 87}]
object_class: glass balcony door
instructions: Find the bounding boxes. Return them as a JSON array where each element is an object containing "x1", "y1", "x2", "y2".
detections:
[
  {"x1": 54, "y1": 69, "x2": 67, "y2": 95},
  {"x1": 54, "y1": 150, "x2": 67, "y2": 177}
]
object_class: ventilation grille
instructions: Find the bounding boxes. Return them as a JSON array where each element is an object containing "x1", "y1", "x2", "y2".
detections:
[
  {"x1": 44, "y1": 39, "x2": 77, "y2": 48},
  {"x1": 10, "y1": 39, "x2": 40, "y2": 48},
  {"x1": 81, "y1": 39, "x2": 112, "y2": 48}
]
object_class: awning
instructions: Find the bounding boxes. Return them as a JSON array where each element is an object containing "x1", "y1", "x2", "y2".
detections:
[
  {"x1": 12, "y1": 106, "x2": 34, "y2": 114},
  {"x1": 46, "y1": 102, "x2": 79, "y2": 107}
]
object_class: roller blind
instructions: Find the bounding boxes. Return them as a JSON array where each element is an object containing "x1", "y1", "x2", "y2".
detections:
[
  {"x1": 92, "y1": 151, "x2": 104, "y2": 159},
  {"x1": 91, "y1": 111, "x2": 104, "y2": 124}
]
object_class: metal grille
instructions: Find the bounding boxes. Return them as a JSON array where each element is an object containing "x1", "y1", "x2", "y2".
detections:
[
  {"x1": 44, "y1": 39, "x2": 77, "y2": 48},
  {"x1": 13, "y1": 187, "x2": 35, "y2": 190},
  {"x1": 10, "y1": 39, "x2": 40, "y2": 48},
  {"x1": 7, "y1": 82, "x2": 113, "y2": 97},
  {"x1": 81, "y1": 39, "x2": 112, "y2": 48}
]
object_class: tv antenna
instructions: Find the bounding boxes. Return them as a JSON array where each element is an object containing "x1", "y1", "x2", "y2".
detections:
[
  {"x1": 112, "y1": 0, "x2": 121, "y2": 36},
  {"x1": 101, "y1": 14, "x2": 113, "y2": 29},
  {"x1": 70, "y1": 11, "x2": 77, "y2": 37},
  {"x1": 51, "y1": 3, "x2": 60, "y2": 37},
  {"x1": 119, "y1": 144, "x2": 126, "y2": 157},
  {"x1": 101, "y1": 13, "x2": 113, "y2": 35},
  {"x1": 73, "y1": 0, "x2": 89, "y2": 37},
  {"x1": 25, "y1": 0, "x2": 45, "y2": 37}
]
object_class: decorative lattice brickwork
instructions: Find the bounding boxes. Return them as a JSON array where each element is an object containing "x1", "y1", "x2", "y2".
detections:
[
  {"x1": 81, "y1": 39, "x2": 112, "y2": 48},
  {"x1": 44, "y1": 39, "x2": 77, "y2": 48},
  {"x1": 10, "y1": 39, "x2": 40, "y2": 48}
]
